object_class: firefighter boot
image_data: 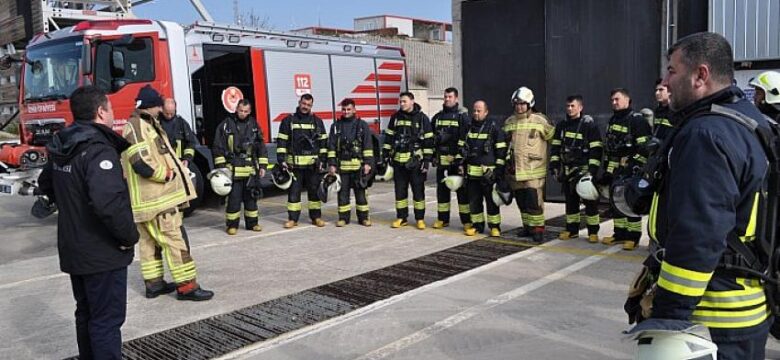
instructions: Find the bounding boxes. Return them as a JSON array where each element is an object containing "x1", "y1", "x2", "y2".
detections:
[
  {"x1": 416, "y1": 220, "x2": 426, "y2": 230},
  {"x1": 336, "y1": 220, "x2": 347, "y2": 227},
  {"x1": 531, "y1": 227, "x2": 545, "y2": 243},
  {"x1": 251, "y1": 224, "x2": 262, "y2": 232},
  {"x1": 623, "y1": 241, "x2": 637, "y2": 251},
  {"x1": 392, "y1": 219, "x2": 408, "y2": 228},
  {"x1": 432, "y1": 220, "x2": 448, "y2": 229},
  {"x1": 489, "y1": 228, "x2": 501, "y2": 237},
  {"x1": 361, "y1": 219, "x2": 372, "y2": 227},
  {"x1": 312, "y1": 218, "x2": 326, "y2": 227},
  {"x1": 145, "y1": 280, "x2": 176, "y2": 299},
  {"x1": 558, "y1": 231, "x2": 578, "y2": 240},
  {"x1": 284, "y1": 220, "x2": 298, "y2": 229},
  {"x1": 176, "y1": 281, "x2": 214, "y2": 301},
  {"x1": 588, "y1": 234, "x2": 600, "y2": 243},
  {"x1": 226, "y1": 227, "x2": 238, "y2": 236}
]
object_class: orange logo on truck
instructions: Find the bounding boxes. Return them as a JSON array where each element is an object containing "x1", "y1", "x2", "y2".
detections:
[
  {"x1": 221, "y1": 86, "x2": 244, "y2": 113},
  {"x1": 294, "y1": 74, "x2": 312, "y2": 97}
]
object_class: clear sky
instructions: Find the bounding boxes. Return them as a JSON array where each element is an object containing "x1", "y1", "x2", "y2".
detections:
[{"x1": 132, "y1": 0, "x2": 452, "y2": 31}]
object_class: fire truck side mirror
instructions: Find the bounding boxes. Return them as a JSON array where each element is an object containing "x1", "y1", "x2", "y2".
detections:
[{"x1": 81, "y1": 40, "x2": 93, "y2": 76}]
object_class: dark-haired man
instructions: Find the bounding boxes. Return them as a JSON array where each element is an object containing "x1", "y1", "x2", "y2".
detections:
[
  {"x1": 431, "y1": 87, "x2": 471, "y2": 230},
  {"x1": 601, "y1": 88, "x2": 652, "y2": 251},
  {"x1": 213, "y1": 99, "x2": 269, "y2": 234},
  {"x1": 276, "y1": 94, "x2": 328, "y2": 228},
  {"x1": 327, "y1": 98, "x2": 374, "y2": 226},
  {"x1": 627, "y1": 32, "x2": 771, "y2": 360},
  {"x1": 38, "y1": 86, "x2": 139, "y2": 359},
  {"x1": 383, "y1": 91, "x2": 434, "y2": 229},
  {"x1": 653, "y1": 79, "x2": 674, "y2": 142}
]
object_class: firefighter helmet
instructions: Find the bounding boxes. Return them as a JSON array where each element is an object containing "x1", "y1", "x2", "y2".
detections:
[
  {"x1": 376, "y1": 164, "x2": 394, "y2": 182},
  {"x1": 272, "y1": 166, "x2": 293, "y2": 190},
  {"x1": 749, "y1": 71, "x2": 780, "y2": 106},
  {"x1": 207, "y1": 169, "x2": 233, "y2": 196},
  {"x1": 511, "y1": 86, "x2": 535, "y2": 107},
  {"x1": 442, "y1": 175, "x2": 464, "y2": 191},
  {"x1": 575, "y1": 175, "x2": 600, "y2": 201},
  {"x1": 634, "y1": 330, "x2": 717, "y2": 360},
  {"x1": 611, "y1": 176, "x2": 655, "y2": 217},
  {"x1": 491, "y1": 180, "x2": 513, "y2": 206},
  {"x1": 318, "y1": 173, "x2": 341, "y2": 203}
]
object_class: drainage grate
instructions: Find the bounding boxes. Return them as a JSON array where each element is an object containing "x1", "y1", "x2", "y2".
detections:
[{"x1": 65, "y1": 232, "x2": 558, "y2": 359}]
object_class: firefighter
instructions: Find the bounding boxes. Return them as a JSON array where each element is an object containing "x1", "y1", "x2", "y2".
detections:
[
  {"x1": 653, "y1": 79, "x2": 674, "y2": 142},
  {"x1": 549, "y1": 95, "x2": 603, "y2": 242},
  {"x1": 749, "y1": 70, "x2": 780, "y2": 121},
  {"x1": 383, "y1": 92, "x2": 434, "y2": 229},
  {"x1": 160, "y1": 98, "x2": 199, "y2": 168},
  {"x1": 327, "y1": 98, "x2": 374, "y2": 226},
  {"x1": 431, "y1": 87, "x2": 471, "y2": 230},
  {"x1": 600, "y1": 88, "x2": 652, "y2": 251},
  {"x1": 462, "y1": 100, "x2": 507, "y2": 237},
  {"x1": 625, "y1": 31, "x2": 770, "y2": 360},
  {"x1": 121, "y1": 85, "x2": 213, "y2": 301},
  {"x1": 277, "y1": 94, "x2": 328, "y2": 228},
  {"x1": 213, "y1": 99, "x2": 269, "y2": 235},
  {"x1": 503, "y1": 87, "x2": 554, "y2": 242}
]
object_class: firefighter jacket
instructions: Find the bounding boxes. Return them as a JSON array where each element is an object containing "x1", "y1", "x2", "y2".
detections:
[
  {"x1": 431, "y1": 103, "x2": 470, "y2": 167},
  {"x1": 121, "y1": 109, "x2": 196, "y2": 223},
  {"x1": 160, "y1": 114, "x2": 199, "y2": 162},
  {"x1": 213, "y1": 115, "x2": 269, "y2": 179},
  {"x1": 462, "y1": 116, "x2": 507, "y2": 178},
  {"x1": 38, "y1": 121, "x2": 139, "y2": 275},
  {"x1": 549, "y1": 115, "x2": 603, "y2": 177},
  {"x1": 276, "y1": 108, "x2": 327, "y2": 167},
  {"x1": 383, "y1": 103, "x2": 434, "y2": 165},
  {"x1": 647, "y1": 86, "x2": 770, "y2": 342},
  {"x1": 604, "y1": 108, "x2": 652, "y2": 175},
  {"x1": 652, "y1": 104, "x2": 674, "y2": 142},
  {"x1": 327, "y1": 115, "x2": 374, "y2": 172},
  {"x1": 504, "y1": 111, "x2": 554, "y2": 182}
]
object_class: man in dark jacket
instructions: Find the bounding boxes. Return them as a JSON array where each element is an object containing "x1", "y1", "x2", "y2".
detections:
[
  {"x1": 160, "y1": 98, "x2": 199, "y2": 167},
  {"x1": 627, "y1": 32, "x2": 770, "y2": 360},
  {"x1": 383, "y1": 92, "x2": 434, "y2": 230},
  {"x1": 37, "y1": 85, "x2": 139, "y2": 360},
  {"x1": 653, "y1": 79, "x2": 674, "y2": 142}
]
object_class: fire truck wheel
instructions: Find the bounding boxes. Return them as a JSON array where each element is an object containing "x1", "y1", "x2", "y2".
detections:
[{"x1": 183, "y1": 162, "x2": 204, "y2": 217}]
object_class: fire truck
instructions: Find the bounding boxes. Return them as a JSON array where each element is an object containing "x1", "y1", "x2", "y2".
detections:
[{"x1": 0, "y1": 19, "x2": 407, "y2": 212}]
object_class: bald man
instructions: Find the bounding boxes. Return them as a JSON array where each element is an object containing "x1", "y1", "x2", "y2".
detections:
[
  {"x1": 160, "y1": 98, "x2": 200, "y2": 167},
  {"x1": 462, "y1": 100, "x2": 508, "y2": 237}
]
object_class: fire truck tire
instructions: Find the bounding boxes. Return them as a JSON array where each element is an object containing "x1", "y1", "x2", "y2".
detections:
[{"x1": 183, "y1": 162, "x2": 204, "y2": 217}]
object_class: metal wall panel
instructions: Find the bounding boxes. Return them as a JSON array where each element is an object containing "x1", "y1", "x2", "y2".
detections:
[{"x1": 710, "y1": 0, "x2": 780, "y2": 61}]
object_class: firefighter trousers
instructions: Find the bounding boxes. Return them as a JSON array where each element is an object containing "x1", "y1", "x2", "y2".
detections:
[
  {"x1": 337, "y1": 172, "x2": 369, "y2": 223},
  {"x1": 287, "y1": 167, "x2": 322, "y2": 222},
  {"x1": 612, "y1": 215, "x2": 642, "y2": 244},
  {"x1": 467, "y1": 178, "x2": 500, "y2": 232},
  {"x1": 226, "y1": 178, "x2": 259, "y2": 229},
  {"x1": 138, "y1": 209, "x2": 197, "y2": 285},
  {"x1": 562, "y1": 181, "x2": 599, "y2": 235},
  {"x1": 510, "y1": 178, "x2": 545, "y2": 229},
  {"x1": 435, "y1": 167, "x2": 470, "y2": 224},
  {"x1": 393, "y1": 164, "x2": 426, "y2": 221}
]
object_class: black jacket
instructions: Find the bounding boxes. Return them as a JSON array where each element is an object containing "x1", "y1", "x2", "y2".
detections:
[
  {"x1": 649, "y1": 86, "x2": 770, "y2": 342},
  {"x1": 327, "y1": 115, "x2": 375, "y2": 171},
  {"x1": 549, "y1": 115, "x2": 603, "y2": 177},
  {"x1": 213, "y1": 114, "x2": 269, "y2": 175},
  {"x1": 431, "y1": 103, "x2": 470, "y2": 163},
  {"x1": 652, "y1": 104, "x2": 674, "y2": 142},
  {"x1": 604, "y1": 108, "x2": 652, "y2": 175},
  {"x1": 275, "y1": 109, "x2": 328, "y2": 166},
  {"x1": 383, "y1": 103, "x2": 434, "y2": 165},
  {"x1": 160, "y1": 114, "x2": 199, "y2": 161},
  {"x1": 38, "y1": 121, "x2": 139, "y2": 275}
]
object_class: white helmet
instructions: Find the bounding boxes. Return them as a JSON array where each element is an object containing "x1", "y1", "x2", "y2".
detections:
[
  {"x1": 511, "y1": 86, "x2": 535, "y2": 107},
  {"x1": 442, "y1": 175, "x2": 464, "y2": 191},
  {"x1": 376, "y1": 164, "x2": 394, "y2": 182},
  {"x1": 207, "y1": 169, "x2": 232, "y2": 196},
  {"x1": 491, "y1": 183, "x2": 513, "y2": 206},
  {"x1": 272, "y1": 166, "x2": 293, "y2": 190},
  {"x1": 749, "y1": 70, "x2": 780, "y2": 106},
  {"x1": 318, "y1": 173, "x2": 341, "y2": 203},
  {"x1": 576, "y1": 175, "x2": 600, "y2": 201},
  {"x1": 635, "y1": 330, "x2": 717, "y2": 360}
]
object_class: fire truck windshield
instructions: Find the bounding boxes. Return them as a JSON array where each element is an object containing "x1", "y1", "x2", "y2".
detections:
[{"x1": 23, "y1": 37, "x2": 83, "y2": 103}]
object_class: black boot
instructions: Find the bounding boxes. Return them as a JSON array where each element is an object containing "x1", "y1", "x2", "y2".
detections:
[
  {"x1": 531, "y1": 227, "x2": 545, "y2": 243},
  {"x1": 515, "y1": 226, "x2": 532, "y2": 237},
  {"x1": 145, "y1": 280, "x2": 176, "y2": 299},
  {"x1": 176, "y1": 281, "x2": 215, "y2": 301}
]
